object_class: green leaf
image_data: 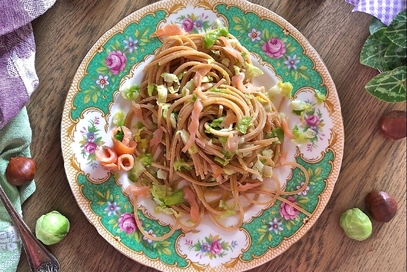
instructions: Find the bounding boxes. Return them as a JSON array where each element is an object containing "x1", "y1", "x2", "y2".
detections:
[
  {"x1": 135, "y1": 231, "x2": 141, "y2": 243},
  {"x1": 256, "y1": 228, "x2": 268, "y2": 233},
  {"x1": 294, "y1": 70, "x2": 299, "y2": 81},
  {"x1": 96, "y1": 66, "x2": 109, "y2": 74},
  {"x1": 365, "y1": 66, "x2": 407, "y2": 102},
  {"x1": 83, "y1": 94, "x2": 91, "y2": 104},
  {"x1": 257, "y1": 233, "x2": 266, "y2": 244},
  {"x1": 384, "y1": 42, "x2": 407, "y2": 70},
  {"x1": 287, "y1": 45, "x2": 296, "y2": 52},
  {"x1": 262, "y1": 28, "x2": 270, "y2": 41},
  {"x1": 221, "y1": 241, "x2": 229, "y2": 250},
  {"x1": 369, "y1": 17, "x2": 386, "y2": 35},
  {"x1": 161, "y1": 240, "x2": 171, "y2": 247},
  {"x1": 92, "y1": 93, "x2": 98, "y2": 103},
  {"x1": 232, "y1": 16, "x2": 241, "y2": 24},
  {"x1": 141, "y1": 28, "x2": 150, "y2": 39},
  {"x1": 194, "y1": 243, "x2": 201, "y2": 251},
  {"x1": 298, "y1": 196, "x2": 309, "y2": 204},
  {"x1": 360, "y1": 28, "x2": 392, "y2": 70},
  {"x1": 385, "y1": 10, "x2": 406, "y2": 48},
  {"x1": 299, "y1": 69, "x2": 310, "y2": 81},
  {"x1": 233, "y1": 25, "x2": 244, "y2": 32},
  {"x1": 314, "y1": 166, "x2": 322, "y2": 176},
  {"x1": 162, "y1": 248, "x2": 172, "y2": 255},
  {"x1": 115, "y1": 40, "x2": 121, "y2": 50},
  {"x1": 242, "y1": 17, "x2": 247, "y2": 26}
]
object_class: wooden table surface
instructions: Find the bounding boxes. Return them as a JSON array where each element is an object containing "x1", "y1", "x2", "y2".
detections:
[{"x1": 16, "y1": 0, "x2": 406, "y2": 271}]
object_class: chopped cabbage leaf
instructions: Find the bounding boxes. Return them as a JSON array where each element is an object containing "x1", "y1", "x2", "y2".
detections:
[
  {"x1": 173, "y1": 159, "x2": 192, "y2": 171},
  {"x1": 154, "y1": 206, "x2": 183, "y2": 218},
  {"x1": 113, "y1": 127, "x2": 124, "y2": 141},
  {"x1": 236, "y1": 116, "x2": 252, "y2": 134},
  {"x1": 203, "y1": 27, "x2": 229, "y2": 48},
  {"x1": 161, "y1": 72, "x2": 179, "y2": 84},
  {"x1": 315, "y1": 89, "x2": 326, "y2": 104},
  {"x1": 267, "y1": 81, "x2": 293, "y2": 99},
  {"x1": 290, "y1": 99, "x2": 313, "y2": 115},
  {"x1": 156, "y1": 85, "x2": 168, "y2": 106},
  {"x1": 120, "y1": 84, "x2": 140, "y2": 101},
  {"x1": 209, "y1": 117, "x2": 225, "y2": 129},
  {"x1": 147, "y1": 83, "x2": 155, "y2": 96},
  {"x1": 112, "y1": 111, "x2": 125, "y2": 126},
  {"x1": 219, "y1": 200, "x2": 236, "y2": 218},
  {"x1": 157, "y1": 169, "x2": 168, "y2": 180},
  {"x1": 129, "y1": 158, "x2": 145, "y2": 182},
  {"x1": 150, "y1": 183, "x2": 185, "y2": 215},
  {"x1": 269, "y1": 127, "x2": 284, "y2": 143},
  {"x1": 245, "y1": 62, "x2": 264, "y2": 78},
  {"x1": 291, "y1": 125, "x2": 309, "y2": 146},
  {"x1": 139, "y1": 153, "x2": 152, "y2": 167}
]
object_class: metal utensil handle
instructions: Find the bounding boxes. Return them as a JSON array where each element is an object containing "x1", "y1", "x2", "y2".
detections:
[{"x1": 0, "y1": 184, "x2": 60, "y2": 272}]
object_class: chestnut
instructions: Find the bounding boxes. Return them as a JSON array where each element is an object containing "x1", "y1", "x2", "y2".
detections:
[
  {"x1": 5, "y1": 156, "x2": 37, "y2": 186},
  {"x1": 365, "y1": 190, "x2": 398, "y2": 222},
  {"x1": 378, "y1": 110, "x2": 406, "y2": 140}
]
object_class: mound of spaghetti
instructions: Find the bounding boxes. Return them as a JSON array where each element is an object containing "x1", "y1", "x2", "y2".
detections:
[{"x1": 95, "y1": 26, "x2": 310, "y2": 241}]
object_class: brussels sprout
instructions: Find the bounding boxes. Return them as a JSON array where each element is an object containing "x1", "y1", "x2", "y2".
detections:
[
  {"x1": 340, "y1": 208, "x2": 372, "y2": 241},
  {"x1": 35, "y1": 211, "x2": 70, "y2": 245}
]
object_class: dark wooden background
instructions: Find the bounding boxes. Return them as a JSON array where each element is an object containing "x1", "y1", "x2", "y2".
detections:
[{"x1": 16, "y1": 0, "x2": 406, "y2": 271}]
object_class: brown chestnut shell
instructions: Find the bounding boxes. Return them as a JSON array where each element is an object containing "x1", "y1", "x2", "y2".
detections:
[
  {"x1": 5, "y1": 157, "x2": 37, "y2": 186},
  {"x1": 378, "y1": 110, "x2": 406, "y2": 140},
  {"x1": 365, "y1": 190, "x2": 398, "y2": 222}
]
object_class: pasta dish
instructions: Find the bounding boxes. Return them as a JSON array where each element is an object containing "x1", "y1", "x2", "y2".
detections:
[{"x1": 95, "y1": 26, "x2": 311, "y2": 241}]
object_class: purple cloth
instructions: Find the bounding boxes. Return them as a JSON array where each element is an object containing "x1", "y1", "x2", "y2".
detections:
[
  {"x1": 0, "y1": 0, "x2": 57, "y2": 130},
  {"x1": 345, "y1": 0, "x2": 407, "y2": 25}
]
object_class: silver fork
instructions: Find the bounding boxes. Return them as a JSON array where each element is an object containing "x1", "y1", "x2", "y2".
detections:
[{"x1": 0, "y1": 183, "x2": 60, "y2": 272}]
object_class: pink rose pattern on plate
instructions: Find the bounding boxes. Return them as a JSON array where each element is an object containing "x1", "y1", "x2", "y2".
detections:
[
  {"x1": 118, "y1": 212, "x2": 138, "y2": 234},
  {"x1": 106, "y1": 51, "x2": 127, "y2": 74},
  {"x1": 79, "y1": 116, "x2": 104, "y2": 168},
  {"x1": 231, "y1": 16, "x2": 312, "y2": 81},
  {"x1": 80, "y1": 26, "x2": 152, "y2": 105},
  {"x1": 262, "y1": 37, "x2": 286, "y2": 58},
  {"x1": 186, "y1": 234, "x2": 237, "y2": 259},
  {"x1": 94, "y1": 189, "x2": 174, "y2": 255},
  {"x1": 254, "y1": 165, "x2": 325, "y2": 245},
  {"x1": 174, "y1": 12, "x2": 219, "y2": 33},
  {"x1": 279, "y1": 196, "x2": 300, "y2": 220},
  {"x1": 300, "y1": 102, "x2": 326, "y2": 151}
]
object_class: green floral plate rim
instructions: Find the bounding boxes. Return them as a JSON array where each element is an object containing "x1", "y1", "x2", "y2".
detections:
[{"x1": 61, "y1": 0, "x2": 344, "y2": 271}]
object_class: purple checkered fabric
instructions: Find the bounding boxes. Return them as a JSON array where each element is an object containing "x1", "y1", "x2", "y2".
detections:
[{"x1": 346, "y1": 0, "x2": 406, "y2": 25}]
